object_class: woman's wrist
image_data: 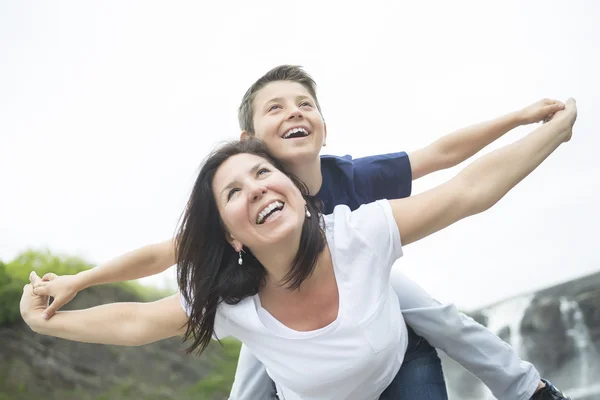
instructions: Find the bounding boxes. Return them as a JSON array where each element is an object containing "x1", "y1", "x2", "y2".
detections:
[{"x1": 23, "y1": 310, "x2": 46, "y2": 333}]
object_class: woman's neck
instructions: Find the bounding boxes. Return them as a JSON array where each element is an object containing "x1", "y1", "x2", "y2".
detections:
[
  {"x1": 259, "y1": 241, "x2": 331, "y2": 295},
  {"x1": 250, "y1": 228, "x2": 302, "y2": 286}
]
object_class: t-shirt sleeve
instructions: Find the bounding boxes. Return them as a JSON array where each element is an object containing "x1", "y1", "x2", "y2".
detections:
[
  {"x1": 178, "y1": 290, "x2": 230, "y2": 339},
  {"x1": 334, "y1": 200, "x2": 403, "y2": 268},
  {"x1": 352, "y1": 152, "x2": 412, "y2": 201}
]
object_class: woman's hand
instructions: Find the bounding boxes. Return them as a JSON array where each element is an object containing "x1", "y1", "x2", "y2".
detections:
[{"x1": 20, "y1": 271, "x2": 49, "y2": 329}]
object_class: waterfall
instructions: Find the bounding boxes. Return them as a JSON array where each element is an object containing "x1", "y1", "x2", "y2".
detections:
[
  {"x1": 559, "y1": 296, "x2": 600, "y2": 390},
  {"x1": 483, "y1": 295, "x2": 534, "y2": 356},
  {"x1": 441, "y1": 273, "x2": 600, "y2": 400},
  {"x1": 477, "y1": 295, "x2": 534, "y2": 399}
]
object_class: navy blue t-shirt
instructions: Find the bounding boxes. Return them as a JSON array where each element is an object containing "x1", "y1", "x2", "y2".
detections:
[{"x1": 316, "y1": 152, "x2": 412, "y2": 214}]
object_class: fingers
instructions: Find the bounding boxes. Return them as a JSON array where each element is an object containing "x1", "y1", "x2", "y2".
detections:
[
  {"x1": 32, "y1": 285, "x2": 50, "y2": 296},
  {"x1": 43, "y1": 301, "x2": 62, "y2": 320},
  {"x1": 28, "y1": 270, "x2": 52, "y2": 299},
  {"x1": 42, "y1": 273, "x2": 58, "y2": 281},
  {"x1": 23, "y1": 283, "x2": 33, "y2": 294},
  {"x1": 542, "y1": 98, "x2": 564, "y2": 106},
  {"x1": 30, "y1": 271, "x2": 58, "y2": 284},
  {"x1": 29, "y1": 271, "x2": 40, "y2": 283},
  {"x1": 31, "y1": 274, "x2": 50, "y2": 295},
  {"x1": 544, "y1": 103, "x2": 565, "y2": 113},
  {"x1": 540, "y1": 102, "x2": 564, "y2": 122}
]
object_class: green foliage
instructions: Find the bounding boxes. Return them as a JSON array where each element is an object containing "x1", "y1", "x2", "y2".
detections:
[
  {"x1": 4, "y1": 248, "x2": 95, "y2": 281},
  {"x1": 0, "y1": 261, "x2": 25, "y2": 325},
  {"x1": 113, "y1": 279, "x2": 173, "y2": 302},
  {"x1": 185, "y1": 338, "x2": 242, "y2": 399}
]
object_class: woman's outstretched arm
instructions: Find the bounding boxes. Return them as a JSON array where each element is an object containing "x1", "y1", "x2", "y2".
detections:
[
  {"x1": 21, "y1": 272, "x2": 188, "y2": 346},
  {"x1": 391, "y1": 98, "x2": 577, "y2": 247},
  {"x1": 31, "y1": 238, "x2": 176, "y2": 320}
]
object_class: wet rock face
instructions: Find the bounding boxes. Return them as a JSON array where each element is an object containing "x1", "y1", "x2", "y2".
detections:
[
  {"x1": 578, "y1": 290, "x2": 600, "y2": 341},
  {"x1": 442, "y1": 271, "x2": 600, "y2": 400},
  {"x1": 520, "y1": 297, "x2": 574, "y2": 375}
]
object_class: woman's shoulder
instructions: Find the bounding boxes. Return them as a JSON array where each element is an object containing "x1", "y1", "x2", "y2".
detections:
[
  {"x1": 325, "y1": 200, "x2": 392, "y2": 227},
  {"x1": 324, "y1": 199, "x2": 401, "y2": 264}
]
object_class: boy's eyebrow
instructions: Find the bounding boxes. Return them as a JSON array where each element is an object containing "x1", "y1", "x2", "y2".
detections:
[
  {"x1": 219, "y1": 163, "x2": 263, "y2": 199},
  {"x1": 263, "y1": 95, "x2": 313, "y2": 109},
  {"x1": 262, "y1": 97, "x2": 284, "y2": 110},
  {"x1": 266, "y1": 97, "x2": 284, "y2": 104}
]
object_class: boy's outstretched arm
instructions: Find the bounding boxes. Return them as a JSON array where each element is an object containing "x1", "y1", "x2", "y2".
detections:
[
  {"x1": 392, "y1": 98, "x2": 576, "y2": 246},
  {"x1": 32, "y1": 238, "x2": 176, "y2": 319},
  {"x1": 408, "y1": 98, "x2": 565, "y2": 180}
]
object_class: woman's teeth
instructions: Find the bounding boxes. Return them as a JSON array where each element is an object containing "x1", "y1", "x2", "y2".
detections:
[{"x1": 256, "y1": 201, "x2": 284, "y2": 224}]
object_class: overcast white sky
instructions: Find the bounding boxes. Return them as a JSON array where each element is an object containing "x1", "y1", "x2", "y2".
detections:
[{"x1": 1, "y1": 1, "x2": 598, "y2": 310}]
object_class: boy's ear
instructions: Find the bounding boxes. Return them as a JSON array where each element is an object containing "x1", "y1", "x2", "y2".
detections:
[
  {"x1": 240, "y1": 131, "x2": 254, "y2": 141},
  {"x1": 323, "y1": 122, "x2": 328, "y2": 146}
]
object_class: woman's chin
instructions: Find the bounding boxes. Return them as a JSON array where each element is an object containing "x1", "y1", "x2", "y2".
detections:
[{"x1": 254, "y1": 218, "x2": 302, "y2": 246}]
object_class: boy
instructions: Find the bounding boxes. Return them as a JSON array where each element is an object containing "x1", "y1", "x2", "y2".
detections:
[{"x1": 34, "y1": 66, "x2": 573, "y2": 399}]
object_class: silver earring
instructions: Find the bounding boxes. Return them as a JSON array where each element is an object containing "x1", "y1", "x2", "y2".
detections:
[
  {"x1": 305, "y1": 206, "x2": 311, "y2": 218},
  {"x1": 238, "y1": 251, "x2": 243, "y2": 265}
]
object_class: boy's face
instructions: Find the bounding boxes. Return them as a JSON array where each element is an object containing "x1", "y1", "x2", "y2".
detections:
[{"x1": 247, "y1": 81, "x2": 326, "y2": 167}]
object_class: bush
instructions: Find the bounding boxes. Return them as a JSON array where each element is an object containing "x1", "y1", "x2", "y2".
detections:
[
  {"x1": 0, "y1": 262, "x2": 23, "y2": 325},
  {"x1": 4, "y1": 249, "x2": 94, "y2": 282},
  {"x1": 185, "y1": 338, "x2": 242, "y2": 399}
]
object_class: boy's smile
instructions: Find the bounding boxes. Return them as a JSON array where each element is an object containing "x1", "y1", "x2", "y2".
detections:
[{"x1": 281, "y1": 126, "x2": 310, "y2": 139}]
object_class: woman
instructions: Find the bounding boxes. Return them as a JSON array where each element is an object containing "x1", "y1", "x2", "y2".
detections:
[{"x1": 21, "y1": 107, "x2": 574, "y2": 399}]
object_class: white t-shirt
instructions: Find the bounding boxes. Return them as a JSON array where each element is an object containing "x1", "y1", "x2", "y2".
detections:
[{"x1": 180, "y1": 200, "x2": 408, "y2": 400}]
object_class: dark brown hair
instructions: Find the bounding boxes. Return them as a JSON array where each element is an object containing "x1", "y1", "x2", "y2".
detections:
[{"x1": 176, "y1": 138, "x2": 325, "y2": 355}]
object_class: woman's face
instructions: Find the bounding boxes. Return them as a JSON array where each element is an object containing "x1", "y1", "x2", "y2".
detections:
[{"x1": 212, "y1": 153, "x2": 306, "y2": 252}]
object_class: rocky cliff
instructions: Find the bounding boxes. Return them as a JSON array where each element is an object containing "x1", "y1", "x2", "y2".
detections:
[
  {"x1": 442, "y1": 270, "x2": 600, "y2": 400},
  {"x1": 0, "y1": 284, "x2": 239, "y2": 400}
]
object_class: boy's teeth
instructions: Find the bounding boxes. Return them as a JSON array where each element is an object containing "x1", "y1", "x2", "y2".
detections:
[{"x1": 283, "y1": 127, "x2": 308, "y2": 138}]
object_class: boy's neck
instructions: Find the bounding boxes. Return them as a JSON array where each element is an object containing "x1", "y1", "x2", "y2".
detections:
[{"x1": 284, "y1": 158, "x2": 323, "y2": 196}]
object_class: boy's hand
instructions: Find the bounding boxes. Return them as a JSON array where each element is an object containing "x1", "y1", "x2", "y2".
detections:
[
  {"x1": 518, "y1": 98, "x2": 565, "y2": 125},
  {"x1": 31, "y1": 273, "x2": 82, "y2": 320},
  {"x1": 549, "y1": 98, "x2": 577, "y2": 143}
]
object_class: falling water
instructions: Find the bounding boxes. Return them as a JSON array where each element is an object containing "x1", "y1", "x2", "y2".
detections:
[
  {"x1": 442, "y1": 286, "x2": 600, "y2": 400},
  {"x1": 559, "y1": 296, "x2": 600, "y2": 390},
  {"x1": 478, "y1": 295, "x2": 535, "y2": 399},
  {"x1": 484, "y1": 295, "x2": 534, "y2": 357}
]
